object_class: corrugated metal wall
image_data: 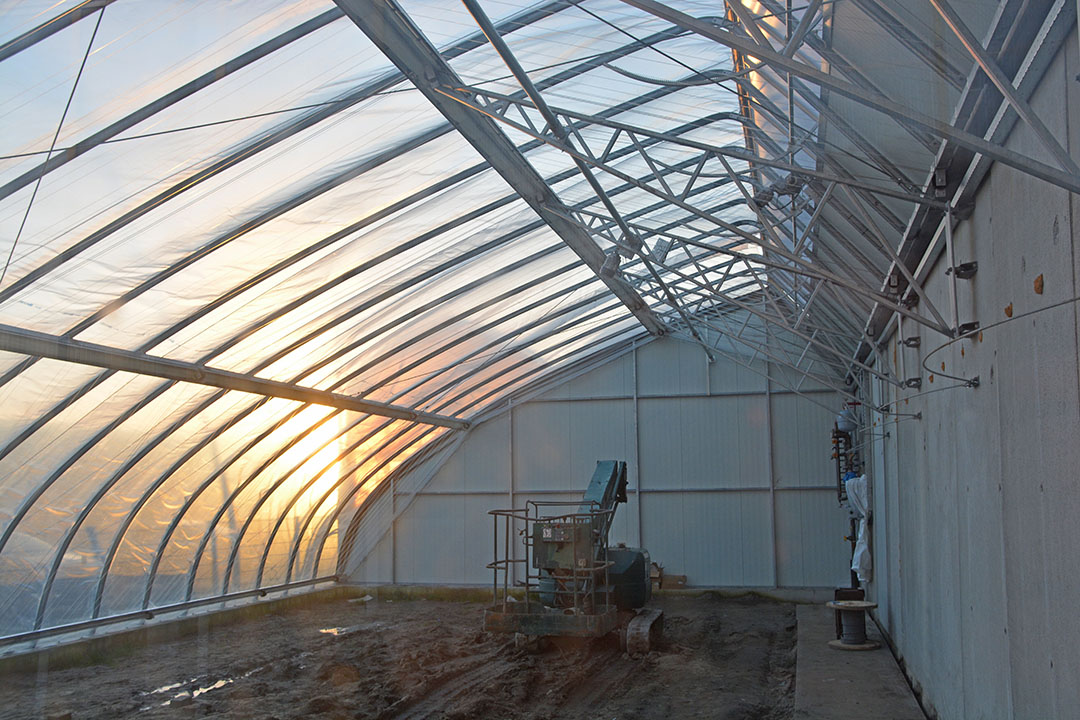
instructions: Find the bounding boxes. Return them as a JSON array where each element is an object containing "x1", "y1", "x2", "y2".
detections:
[{"x1": 348, "y1": 337, "x2": 849, "y2": 589}]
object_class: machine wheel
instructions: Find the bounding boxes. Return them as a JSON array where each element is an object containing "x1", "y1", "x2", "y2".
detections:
[{"x1": 624, "y1": 607, "x2": 663, "y2": 657}]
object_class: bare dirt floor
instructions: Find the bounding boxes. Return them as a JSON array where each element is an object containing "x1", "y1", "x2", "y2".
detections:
[{"x1": 2, "y1": 593, "x2": 797, "y2": 720}]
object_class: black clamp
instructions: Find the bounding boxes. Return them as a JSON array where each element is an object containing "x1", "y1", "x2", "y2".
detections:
[
  {"x1": 946, "y1": 261, "x2": 978, "y2": 279},
  {"x1": 957, "y1": 321, "x2": 980, "y2": 336}
]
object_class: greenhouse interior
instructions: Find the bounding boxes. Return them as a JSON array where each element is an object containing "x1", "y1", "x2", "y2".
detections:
[{"x1": 1, "y1": 0, "x2": 1078, "y2": 718}]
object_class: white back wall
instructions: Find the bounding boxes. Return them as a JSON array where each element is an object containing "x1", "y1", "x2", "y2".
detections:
[{"x1": 346, "y1": 337, "x2": 849, "y2": 589}]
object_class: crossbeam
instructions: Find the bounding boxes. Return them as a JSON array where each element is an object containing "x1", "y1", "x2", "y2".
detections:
[{"x1": 0, "y1": 324, "x2": 468, "y2": 430}]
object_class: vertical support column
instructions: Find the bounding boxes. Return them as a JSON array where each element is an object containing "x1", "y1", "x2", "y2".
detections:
[
  {"x1": 897, "y1": 311, "x2": 908, "y2": 382},
  {"x1": 507, "y1": 398, "x2": 515, "y2": 585},
  {"x1": 765, "y1": 362, "x2": 779, "y2": 587},
  {"x1": 705, "y1": 343, "x2": 712, "y2": 396},
  {"x1": 390, "y1": 472, "x2": 397, "y2": 584},
  {"x1": 944, "y1": 208, "x2": 960, "y2": 334},
  {"x1": 633, "y1": 344, "x2": 644, "y2": 548}
]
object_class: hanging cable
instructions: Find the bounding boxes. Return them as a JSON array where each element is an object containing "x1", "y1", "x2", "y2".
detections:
[
  {"x1": 1, "y1": 7, "x2": 106, "y2": 291},
  {"x1": 921, "y1": 293, "x2": 1080, "y2": 384},
  {"x1": 874, "y1": 379, "x2": 967, "y2": 413}
]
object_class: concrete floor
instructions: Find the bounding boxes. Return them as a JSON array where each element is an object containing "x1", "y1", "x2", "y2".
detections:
[{"x1": 794, "y1": 604, "x2": 926, "y2": 720}]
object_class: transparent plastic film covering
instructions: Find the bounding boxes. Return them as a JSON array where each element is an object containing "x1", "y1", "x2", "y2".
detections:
[{"x1": 0, "y1": 0, "x2": 791, "y2": 644}]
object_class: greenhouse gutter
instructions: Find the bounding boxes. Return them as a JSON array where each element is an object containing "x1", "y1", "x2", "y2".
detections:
[{"x1": 0, "y1": 324, "x2": 469, "y2": 430}]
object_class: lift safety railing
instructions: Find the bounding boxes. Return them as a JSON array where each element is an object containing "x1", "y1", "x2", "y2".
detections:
[{"x1": 487, "y1": 501, "x2": 615, "y2": 619}]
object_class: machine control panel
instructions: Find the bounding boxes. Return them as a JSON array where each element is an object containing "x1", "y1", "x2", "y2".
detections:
[{"x1": 539, "y1": 523, "x2": 575, "y2": 543}]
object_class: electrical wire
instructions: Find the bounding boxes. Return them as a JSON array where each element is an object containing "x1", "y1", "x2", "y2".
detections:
[
  {"x1": 1, "y1": 8, "x2": 105, "y2": 290},
  {"x1": 874, "y1": 380, "x2": 969, "y2": 413},
  {"x1": 0, "y1": 98, "x2": 387, "y2": 161},
  {"x1": 921, "y1": 293, "x2": 1080, "y2": 384},
  {"x1": 0, "y1": 46, "x2": 633, "y2": 163}
]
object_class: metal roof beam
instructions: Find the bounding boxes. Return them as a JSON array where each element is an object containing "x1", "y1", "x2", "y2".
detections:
[
  {"x1": 0, "y1": 324, "x2": 468, "y2": 430},
  {"x1": 461, "y1": 86, "x2": 940, "y2": 209},
  {"x1": 782, "y1": 0, "x2": 824, "y2": 57},
  {"x1": 0, "y1": 8, "x2": 346, "y2": 202},
  {"x1": 460, "y1": 0, "x2": 714, "y2": 355},
  {"x1": 622, "y1": 0, "x2": 1080, "y2": 195},
  {"x1": 0, "y1": 0, "x2": 115, "y2": 63},
  {"x1": 445, "y1": 89, "x2": 948, "y2": 332},
  {"x1": 927, "y1": 0, "x2": 1080, "y2": 175},
  {"x1": 333, "y1": 0, "x2": 666, "y2": 337}
]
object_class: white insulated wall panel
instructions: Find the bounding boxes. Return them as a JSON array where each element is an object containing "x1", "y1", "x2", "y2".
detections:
[
  {"x1": 774, "y1": 490, "x2": 850, "y2": 587},
  {"x1": 350, "y1": 337, "x2": 852, "y2": 591},
  {"x1": 638, "y1": 396, "x2": 768, "y2": 489},
  {"x1": 707, "y1": 354, "x2": 768, "y2": 394},
  {"x1": 770, "y1": 393, "x2": 838, "y2": 488},
  {"x1": 636, "y1": 338, "x2": 708, "y2": 396},
  {"x1": 351, "y1": 531, "x2": 393, "y2": 584},
  {"x1": 511, "y1": 399, "x2": 634, "y2": 493},
  {"x1": 564, "y1": 352, "x2": 634, "y2": 398},
  {"x1": 641, "y1": 491, "x2": 772, "y2": 586},
  {"x1": 347, "y1": 490, "x2": 395, "y2": 584},
  {"x1": 533, "y1": 352, "x2": 633, "y2": 401},
  {"x1": 393, "y1": 494, "x2": 494, "y2": 585},
  {"x1": 768, "y1": 363, "x2": 838, "y2": 393},
  {"x1": 425, "y1": 414, "x2": 510, "y2": 494}
]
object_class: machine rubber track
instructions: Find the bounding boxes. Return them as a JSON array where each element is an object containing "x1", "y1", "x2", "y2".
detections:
[{"x1": 625, "y1": 607, "x2": 663, "y2": 657}]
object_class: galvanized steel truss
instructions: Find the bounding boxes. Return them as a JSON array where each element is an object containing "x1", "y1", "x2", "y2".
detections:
[{"x1": 0, "y1": 0, "x2": 1076, "y2": 643}]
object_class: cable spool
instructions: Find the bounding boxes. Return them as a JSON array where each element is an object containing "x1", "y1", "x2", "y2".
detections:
[{"x1": 825, "y1": 600, "x2": 881, "y2": 651}]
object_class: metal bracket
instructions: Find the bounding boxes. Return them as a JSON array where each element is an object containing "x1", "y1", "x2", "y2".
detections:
[
  {"x1": 901, "y1": 293, "x2": 920, "y2": 309},
  {"x1": 957, "y1": 320, "x2": 980, "y2": 336},
  {"x1": 946, "y1": 261, "x2": 978, "y2": 279},
  {"x1": 599, "y1": 251, "x2": 621, "y2": 277},
  {"x1": 952, "y1": 201, "x2": 975, "y2": 221},
  {"x1": 934, "y1": 167, "x2": 948, "y2": 198},
  {"x1": 903, "y1": 377, "x2": 923, "y2": 389},
  {"x1": 901, "y1": 337, "x2": 921, "y2": 348}
]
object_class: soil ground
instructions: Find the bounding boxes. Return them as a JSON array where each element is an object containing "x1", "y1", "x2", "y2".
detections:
[{"x1": 1, "y1": 594, "x2": 796, "y2": 720}]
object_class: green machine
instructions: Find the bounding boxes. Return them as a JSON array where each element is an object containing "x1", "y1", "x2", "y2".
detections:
[{"x1": 484, "y1": 461, "x2": 663, "y2": 655}]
